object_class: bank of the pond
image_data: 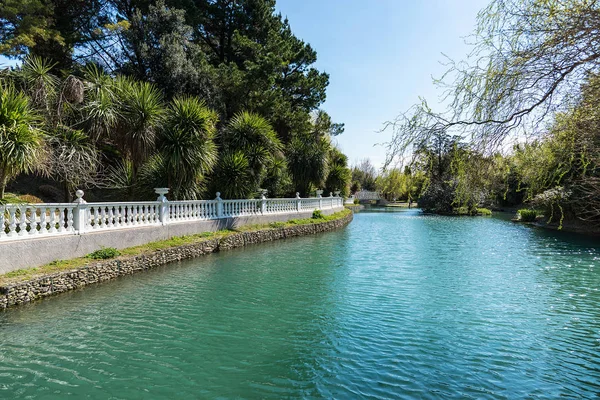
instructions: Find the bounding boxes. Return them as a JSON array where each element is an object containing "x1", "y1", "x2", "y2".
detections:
[
  {"x1": 0, "y1": 209, "x2": 352, "y2": 309},
  {"x1": 511, "y1": 215, "x2": 600, "y2": 236}
]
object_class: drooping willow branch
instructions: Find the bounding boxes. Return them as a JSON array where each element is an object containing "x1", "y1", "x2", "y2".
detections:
[{"x1": 384, "y1": 0, "x2": 600, "y2": 168}]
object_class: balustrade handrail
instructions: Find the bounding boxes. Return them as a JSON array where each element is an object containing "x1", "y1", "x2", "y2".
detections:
[
  {"x1": 0, "y1": 189, "x2": 344, "y2": 242},
  {"x1": 86, "y1": 201, "x2": 160, "y2": 206}
]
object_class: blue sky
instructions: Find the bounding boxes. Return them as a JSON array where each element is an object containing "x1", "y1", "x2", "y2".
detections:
[
  {"x1": 1, "y1": 0, "x2": 488, "y2": 168},
  {"x1": 275, "y1": 0, "x2": 488, "y2": 168}
]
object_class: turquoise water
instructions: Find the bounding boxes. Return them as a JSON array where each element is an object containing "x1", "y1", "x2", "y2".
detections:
[{"x1": 1, "y1": 208, "x2": 600, "y2": 399}]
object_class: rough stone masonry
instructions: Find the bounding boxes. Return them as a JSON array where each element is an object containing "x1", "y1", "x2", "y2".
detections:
[{"x1": 0, "y1": 212, "x2": 353, "y2": 309}]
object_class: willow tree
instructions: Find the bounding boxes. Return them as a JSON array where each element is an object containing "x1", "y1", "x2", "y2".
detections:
[{"x1": 385, "y1": 0, "x2": 600, "y2": 165}]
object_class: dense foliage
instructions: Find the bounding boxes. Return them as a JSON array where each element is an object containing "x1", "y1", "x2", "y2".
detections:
[
  {"x1": 0, "y1": 0, "x2": 351, "y2": 200},
  {"x1": 382, "y1": 0, "x2": 600, "y2": 226}
]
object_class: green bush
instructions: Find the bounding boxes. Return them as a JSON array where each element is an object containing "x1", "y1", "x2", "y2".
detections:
[
  {"x1": 87, "y1": 247, "x2": 121, "y2": 260},
  {"x1": 518, "y1": 209, "x2": 538, "y2": 222},
  {"x1": 312, "y1": 209, "x2": 325, "y2": 219},
  {"x1": 477, "y1": 208, "x2": 492, "y2": 216},
  {"x1": 353, "y1": 198, "x2": 359, "y2": 204}
]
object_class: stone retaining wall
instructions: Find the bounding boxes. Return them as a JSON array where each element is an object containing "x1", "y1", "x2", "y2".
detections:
[
  {"x1": 0, "y1": 212, "x2": 353, "y2": 309},
  {"x1": 0, "y1": 207, "x2": 344, "y2": 274}
]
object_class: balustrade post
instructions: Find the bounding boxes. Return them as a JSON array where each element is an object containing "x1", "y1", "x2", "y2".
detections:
[
  {"x1": 260, "y1": 190, "x2": 267, "y2": 214},
  {"x1": 335, "y1": 191, "x2": 341, "y2": 208},
  {"x1": 296, "y1": 192, "x2": 301, "y2": 212},
  {"x1": 155, "y1": 188, "x2": 170, "y2": 225},
  {"x1": 316, "y1": 189, "x2": 323, "y2": 209},
  {"x1": 73, "y1": 190, "x2": 88, "y2": 234},
  {"x1": 216, "y1": 192, "x2": 223, "y2": 218}
]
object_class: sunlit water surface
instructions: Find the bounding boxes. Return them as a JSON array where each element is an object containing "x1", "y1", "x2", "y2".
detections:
[{"x1": 1, "y1": 208, "x2": 600, "y2": 399}]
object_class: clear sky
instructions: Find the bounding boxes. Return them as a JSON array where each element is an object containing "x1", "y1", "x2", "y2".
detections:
[
  {"x1": 275, "y1": 0, "x2": 488, "y2": 168},
  {"x1": 0, "y1": 0, "x2": 489, "y2": 169}
]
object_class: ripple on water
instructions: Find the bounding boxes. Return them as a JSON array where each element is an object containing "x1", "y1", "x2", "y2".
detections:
[{"x1": 0, "y1": 210, "x2": 599, "y2": 398}]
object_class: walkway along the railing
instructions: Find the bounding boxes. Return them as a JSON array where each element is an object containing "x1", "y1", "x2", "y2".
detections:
[{"x1": 0, "y1": 189, "x2": 344, "y2": 242}]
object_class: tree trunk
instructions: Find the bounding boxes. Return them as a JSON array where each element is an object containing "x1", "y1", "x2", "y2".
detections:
[
  {"x1": 63, "y1": 182, "x2": 73, "y2": 203},
  {"x1": 0, "y1": 172, "x2": 7, "y2": 200}
]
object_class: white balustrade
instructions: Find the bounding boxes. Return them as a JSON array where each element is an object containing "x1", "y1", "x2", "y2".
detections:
[
  {"x1": 300, "y1": 198, "x2": 321, "y2": 211},
  {"x1": 0, "y1": 189, "x2": 343, "y2": 241},
  {"x1": 168, "y1": 200, "x2": 218, "y2": 222},
  {"x1": 221, "y1": 199, "x2": 261, "y2": 217},
  {"x1": 0, "y1": 204, "x2": 76, "y2": 241},
  {"x1": 86, "y1": 202, "x2": 160, "y2": 230},
  {"x1": 265, "y1": 198, "x2": 297, "y2": 214}
]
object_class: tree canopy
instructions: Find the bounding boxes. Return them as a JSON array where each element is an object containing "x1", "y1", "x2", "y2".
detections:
[{"x1": 0, "y1": 0, "x2": 351, "y2": 201}]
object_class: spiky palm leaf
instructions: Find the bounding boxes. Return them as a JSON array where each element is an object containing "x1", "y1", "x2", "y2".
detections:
[
  {"x1": 81, "y1": 64, "x2": 120, "y2": 140},
  {"x1": 49, "y1": 126, "x2": 99, "y2": 201},
  {"x1": 222, "y1": 111, "x2": 282, "y2": 153},
  {"x1": 0, "y1": 83, "x2": 44, "y2": 198},
  {"x1": 213, "y1": 151, "x2": 253, "y2": 199},
  {"x1": 20, "y1": 56, "x2": 59, "y2": 113},
  {"x1": 115, "y1": 77, "x2": 165, "y2": 167},
  {"x1": 221, "y1": 111, "x2": 282, "y2": 189},
  {"x1": 287, "y1": 131, "x2": 330, "y2": 196},
  {"x1": 168, "y1": 96, "x2": 217, "y2": 141},
  {"x1": 154, "y1": 96, "x2": 218, "y2": 199}
]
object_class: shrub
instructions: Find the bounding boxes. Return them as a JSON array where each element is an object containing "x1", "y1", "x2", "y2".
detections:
[
  {"x1": 477, "y1": 208, "x2": 492, "y2": 216},
  {"x1": 312, "y1": 209, "x2": 325, "y2": 219},
  {"x1": 18, "y1": 194, "x2": 44, "y2": 204},
  {"x1": 518, "y1": 209, "x2": 538, "y2": 222},
  {"x1": 353, "y1": 198, "x2": 359, "y2": 204},
  {"x1": 87, "y1": 247, "x2": 121, "y2": 260}
]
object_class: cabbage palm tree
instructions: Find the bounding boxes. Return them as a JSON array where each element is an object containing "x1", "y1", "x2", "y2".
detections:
[
  {"x1": 154, "y1": 96, "x2": 218, "y2": 199},
  {"x1": 324, "y1": 147, "x2": 351, "y2": 197},
  {"x1": 49, "y1": 126, "x2": 99, "y2": 201},
  {"x1": 114, "y1": 77, "x2": 165, "y2": 171},
  {"x1": 81, "y1": 64, "x2": 120, "y2": 141},
  {"x1": 287, "y1": 130, "x2": 330, "y2": 196},
  {"x1": 0, "y1": 84, "x2": 44, "y2": 199},
  {"x1": 212, "y1": 151, "x2": 253, "y2": 199},
  {"x1": 19, "y1": 57, "x2": 59, "y2": 115},
  {"x1": 221, "y1": 111, "x2": 282, "y2": 188}
]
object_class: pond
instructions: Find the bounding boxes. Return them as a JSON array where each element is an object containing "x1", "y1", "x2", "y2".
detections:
[{"x1": 1, "y1": 208, "x2": 599, "y2": 398}]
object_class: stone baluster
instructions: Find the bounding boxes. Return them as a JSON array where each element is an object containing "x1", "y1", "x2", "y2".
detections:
[
  {"x1": 28, "y1": 206, "x2": 37, "y2": 235},
  {"x1": 39, "y1": 208, "x2": 47, "y2": 235},
  {"x1": 7, "y1": 207, "x2": 17, "y2": 237},
  {"x1": 67, "y1": 207, "x2": 74, "y2": 231},
  {"x1": 58, "y1": 207, "x2": 67, "y2": 232},
  {"x1": 101, "y1": 206, "x2": 108, "y2": 228},
  {"x1": 48, "y1": 208, "x2": 56, "y2": 233},
  {"x1": 17, "y1": 206, "x2": 26, "y2": 236}
]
